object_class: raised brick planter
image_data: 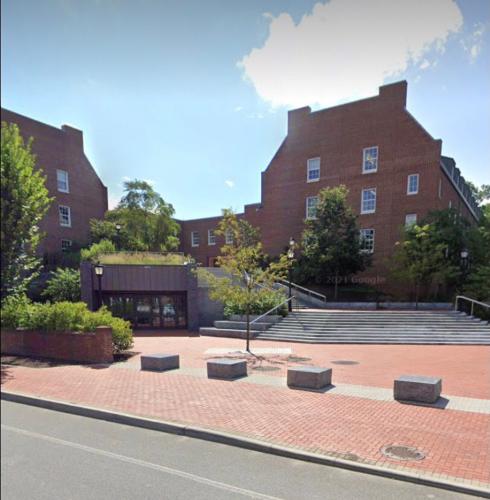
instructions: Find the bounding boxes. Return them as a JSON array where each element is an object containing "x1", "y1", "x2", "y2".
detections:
[
  {"x1": 207, "y1": 359, "x2": 247, "y2": 380},
  {"x1": 1, "y1": 326, "x2": 113, "y2": 364},
  {"x1": 394, "y1": 375, "x2": 442, "y2": 403},
  {"x1": 287, "y1": 366, "x2": 332, "y2": 390},
  {"x1": 141, "y1": 354, "x2": 180, "y2": 372}
]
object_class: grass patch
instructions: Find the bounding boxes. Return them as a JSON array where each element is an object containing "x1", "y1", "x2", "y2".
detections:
[{"x1": 97, "y1": 252, "x2": 188, "y2": 266}]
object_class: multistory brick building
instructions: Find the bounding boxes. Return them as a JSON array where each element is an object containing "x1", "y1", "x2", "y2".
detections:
[
  {"x1": 1, "y1": 108, "x2": 108, "y2": 257},
  {"x1": 179, "y1": 81, "x2": 481, "y2": 291}
]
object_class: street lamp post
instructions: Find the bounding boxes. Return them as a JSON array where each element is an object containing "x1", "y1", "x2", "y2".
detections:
[
  {"x1": 115, "y1": 224, "x2": 122, "y2": 250},
  {"x1": 287, "y1": 237, "x2": 295, "y2": 312},
  {"x1": 94, "y1": 263, "x2": 104, "y2": 310}
]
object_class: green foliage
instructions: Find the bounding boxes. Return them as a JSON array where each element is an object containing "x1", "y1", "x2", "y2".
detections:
[
  {"x1": 299, "y1": 186, "x2": 370, "y2": 291},
  {"x1": 41, "y1": 268, "x2": 81, "y2": 302},
  {"x1": 89, "y1": 179, "x2": 180, "y2": 251},
  {"x1": 81, "y1": 239, "x2": 116, "y2": 262},
  {"x1": 1, "y1": 122, "x2": 52, "y2": 301},
  {"x1": 204, "y1": 210, "x2": 289, "y2": 350},
  {"x1": 1, "y1": 298, "x2": 133, "y2": 353},
  {"x1": 391, "y1": 224, "x2": 457, "y2": 302},
  {"x1": 223, "y1": 288, "x2": 287, "y2": 317},
  {"x1": 463, "y1": 265, "x2": 490, "y2": 302},
  {"x1": 466, "y1": 181, "x2": 490, "y2": 206},
  {"x1": 97, "y1": 252, "x2": 190, "y2": 265}
]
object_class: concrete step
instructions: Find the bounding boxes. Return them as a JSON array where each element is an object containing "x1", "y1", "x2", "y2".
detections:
[
  {"x1": 255, "y1": 336, "x2": 490, "y2": 345},
  {"x1": 213, "y1": 321, "x2": 271, "y2": 331}
]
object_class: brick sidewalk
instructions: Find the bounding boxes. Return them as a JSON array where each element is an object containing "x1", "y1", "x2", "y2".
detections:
[{"x1": 2, "y1": 335, "x2": 489, "y2": 490}]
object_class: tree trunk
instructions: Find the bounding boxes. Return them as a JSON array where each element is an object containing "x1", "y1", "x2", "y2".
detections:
[
  {"x1": 415, "y1": 282, "x2": 419, "y2": 310},
  {"x1": 334, "y1": 270, "x2": 339, "y2": 301},
  {"x1": 246, "y1": 305, "x2": 250, "y2": 352}
]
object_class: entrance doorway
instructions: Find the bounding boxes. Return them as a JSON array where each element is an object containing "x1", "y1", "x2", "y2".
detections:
[{"x1": 102, "y1": 292, "x2": 187, "y2": 329}]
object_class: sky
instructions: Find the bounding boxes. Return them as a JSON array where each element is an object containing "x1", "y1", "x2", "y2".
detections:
[{"x1": 2, "y1": 0, "x2": 489, "y2": 219}]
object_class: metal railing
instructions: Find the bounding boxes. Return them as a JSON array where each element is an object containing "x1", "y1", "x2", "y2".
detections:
[
  {"x1": 276, "y1": 279, "x2": 327, "y2": 302},
  {"x1": 455, "y1": 295, "x2": 490, "y2": 317},
  {"x1": 250, "y1": 296, "x2": 295, "y2": 325}
]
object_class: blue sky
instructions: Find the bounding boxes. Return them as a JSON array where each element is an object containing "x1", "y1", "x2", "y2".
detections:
[{"x1": 2, "y1": 0, "x2": 489, "y2": 219}]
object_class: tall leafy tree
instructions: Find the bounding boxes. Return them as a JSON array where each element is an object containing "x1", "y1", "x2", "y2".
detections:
[
  {"x1": 299, "y1": 185, "x2": 369, "y2": 299},
  {"x1": 90, "y1": 179, "x2": 180, "y2": 251},
  {"x1": 1, "y1": 122, "x2": 52, "y2": 301}
]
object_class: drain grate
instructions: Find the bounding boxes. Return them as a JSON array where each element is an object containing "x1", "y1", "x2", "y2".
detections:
[
  {"x1": 252, "y1": 365, "x2": 281, "y2": 372},
  {"x1": 331, "y1": 360, "x2": 359, "y2": 365},
  {"x1": 381, "y1": 445, "x2": 425, "y2": 461},
  {"x1": 288, "y1": 356, "x2": 312, "y2": 362}
]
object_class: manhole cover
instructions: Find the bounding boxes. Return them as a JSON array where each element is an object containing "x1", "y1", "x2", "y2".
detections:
[
  {"x1": 288, "y1": 356, "x2": 312, "y2": 362},
  {"x1": 331, "y1": 360, "x2": 359, "y2": 365},
  {"x1": 381, "y1": 445, "x2": 425, "y2": 461}
]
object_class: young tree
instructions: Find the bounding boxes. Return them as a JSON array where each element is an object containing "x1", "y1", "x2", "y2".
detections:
[
  {"x1": 205, "y1": 210, "x2": 288, "y2": 352},
  {"x1": 90, "y1": 179, "x2": 180, "y2": 251},
  {"x1": 1, "y1": 122, "x2": 52, "y2": 301},
  {"x1": 300, "y1": 185, "x2": 369, "y2": 299},
  {"x1": 391, "y1": 224, "x2": 457, "y2": 306}
]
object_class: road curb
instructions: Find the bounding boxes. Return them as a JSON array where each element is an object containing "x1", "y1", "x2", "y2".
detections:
[{"x1": 2, "y1": 390, "x2": 489, "y2": 498}]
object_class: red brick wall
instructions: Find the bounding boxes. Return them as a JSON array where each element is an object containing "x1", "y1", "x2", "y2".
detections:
[
  {"x1": 1, "y1": 108, "x2": 108, "y2": 255},
  {"x1": 179, "y1": 81, "x2": 479, "y2": 291},
  {"x1": 1, "y1": 326, "x2": 113, "y2": 364}
]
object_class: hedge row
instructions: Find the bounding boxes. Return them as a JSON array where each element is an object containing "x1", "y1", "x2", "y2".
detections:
[{"x1": 1, "y1": 296, "x2": 133, "y2": 353}]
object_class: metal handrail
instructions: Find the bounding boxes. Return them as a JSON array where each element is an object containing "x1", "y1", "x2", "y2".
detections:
[
  {"x1": 250, "y1": 296, "x2": 295, "y2": 325},
  {"x1": 455, "y1": 295, "x2": 490, "y2": 317},
  {"x1": 277, "y1": 279, "x2": 327, "y2": 302}
]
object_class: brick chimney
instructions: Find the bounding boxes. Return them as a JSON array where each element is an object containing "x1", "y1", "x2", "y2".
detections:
[
  {"x1": 378, "y1": 81, "x2": 407, "y2": 108},
  {"x1": 61, "y1": 124, "x2": 84, "y2": 149},
  {"x1": 287, "y1": 106, "x2": 311, "y2": 136}
]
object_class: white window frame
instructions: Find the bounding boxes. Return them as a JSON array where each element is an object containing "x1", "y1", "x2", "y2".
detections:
[
  {"x1": 191, "y1": 231, "x2": 200, "y2": 247},
  {"x1": 362, "y1": 146, "x2": 378, "y2": 174},
  {"x1": 225, "y1": 229, "x2": 233, "y2": 245},
  {"x1": 306, "y1": 157, "x2": 320, "y2": 183},
  {"x1": 61, "y1": 239, "x2": 72, "y2": 251},
  {"x1": 361, "y1": 188, "x2": 376, "y2": 214},
  {"x1": 405, "y1": 214, "x2": 417, "y2": 227},
  {"x1": 359, "y1": 229, "x2": 375, "y2": 254},
  {"x1": 57, "y1": 169, "x2": 69, "y2": 193},
  {"x1": 58, "y1": 205, "x2": 71, "y2": 227},
  {"x1": 306, "y1": 196, "x2": 318, "y2": 220},
  {"x1": 208, "y1": 229, "x2": 216, "y2": 246},
  {"x1": 407, "y1": 174, "x2": 419, "y2": 195}
]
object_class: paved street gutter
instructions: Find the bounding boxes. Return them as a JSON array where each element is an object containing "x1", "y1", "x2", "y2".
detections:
[{"x1": 2, "y1": 390, "x2": 489, "y2": 499}]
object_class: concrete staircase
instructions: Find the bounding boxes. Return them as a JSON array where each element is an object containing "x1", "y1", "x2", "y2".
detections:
[{"x1": 256, "y1": 309, "x2": 490, "y2": 344}]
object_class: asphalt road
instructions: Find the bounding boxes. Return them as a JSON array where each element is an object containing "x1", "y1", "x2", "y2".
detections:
[{"x1": 1, "y1": 400, "x2": 473, "y2": 500}]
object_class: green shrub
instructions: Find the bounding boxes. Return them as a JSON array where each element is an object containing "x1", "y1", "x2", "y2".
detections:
[
  {"x1": 1, "y1": 297, "x2": 133, "y2": 353},
  {"x1": 80, "y1": 239, "x2": 116, "y2": 262},
  {"x1": 41, "y1": 268, "x2": 81, "y2": 302},
  {"x1": 223, "y1": 288, "x2": 287, "y2": 318}
]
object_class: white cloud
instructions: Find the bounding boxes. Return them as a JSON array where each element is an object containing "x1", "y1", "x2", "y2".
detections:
[
  {"x1": 238, "y1": 0, "x2": 463, "y2": 108},
  {"x1": 108, "y1": 193, "x2": 120, "y2": 210},
  {"x1": 419, "y1": 59, "x2": 431, "y2": 70},
  {"x1": 144, "y1": 179, "x2": 156, "y2": 186},
  {"x1": 224, "y1": 180, "x2": 235, "y2": 188},
  {"x1": 234, "y1": 106, "x2": 243, "y2": 112},
  {"x1": 461, "y1": 22, "x2": 486, "y2": 63}
]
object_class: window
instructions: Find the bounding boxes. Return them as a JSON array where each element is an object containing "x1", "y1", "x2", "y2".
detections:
[
  {"x1": 191, "y1": 231, "x2": 200, "y2": 247},
  {"x1": 208, "y1": 229, "x2": 216, "y2": 246},
  {"x1": 362, "y1": 146, "x2": 378, "y2": 173},
  {"x1": 448, "y1": 200, "x2": 452, "y2": 209},
  {"x1": 58, "y1": 205, "x2": 71, "y2": 227},
  {"x1": 405, "y1": 214, "x2": 417, "y2": 227},
  {"x1": 307, "y1": 157, "x2": 320, "y2": 182},
  {"x1": 306, "y1": 196, "x2": 318, "y2": 219},
  {"x1": 57, "y1": 169, "x2": 69, "y2": 193},
  {"x1": 225, "y1": 229, "x2": 233, "y2": 245},
  {"x1": 360, "y1": 229, "x2": 375, "y2": 253},
  {"x1": 407, "y1": 174, "x2": 419, "y2": 195},
  {"x1": 61, "y1": 239, "x2": 72, "y2": 251},
  {"x1": 361, "y1": 188, "x2": 376, "y2": 214},
  {"x1": 438, "y1": 179, "x2": 442, "y2": 199}
]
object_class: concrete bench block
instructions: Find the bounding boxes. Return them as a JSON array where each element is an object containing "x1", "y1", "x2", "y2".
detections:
[
  {"x1": 287, "y1": 366, "x2": 332, "y2": 390},
  {"x1": 394, "y1": 375, "x2": 442, "y2": 403},
  {"x1": 141, "y1": 353, "x2": 180, "y2": 372},
  {"x1": 207, "y1": 359, "x2": 247, "y2": 380},
  {"x1": 213, "y1": 321, "x2": 270, "y2": 331}
]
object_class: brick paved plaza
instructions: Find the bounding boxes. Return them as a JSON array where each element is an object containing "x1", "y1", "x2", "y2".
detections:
[{"x1": 2, "y1": 334, "x2": 489, "y2": 490}]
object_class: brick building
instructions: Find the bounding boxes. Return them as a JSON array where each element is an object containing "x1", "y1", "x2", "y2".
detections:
[
  {"x1": 1, "y1": 108, "x2": 108, "y2": 257},
  {"x1": 179, "y1": 81, "x2": 481, "y2": 290}
]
